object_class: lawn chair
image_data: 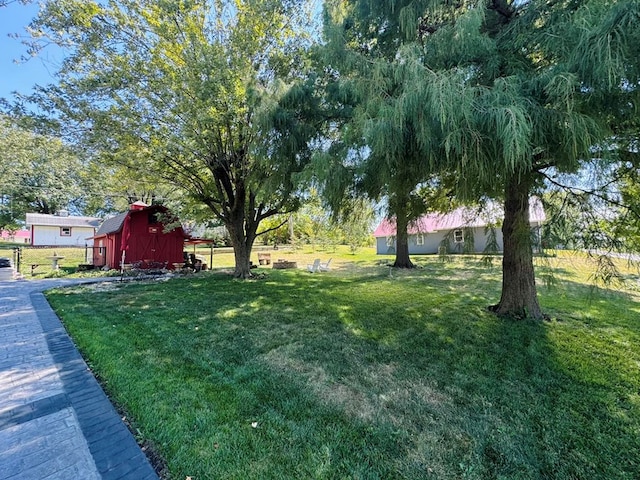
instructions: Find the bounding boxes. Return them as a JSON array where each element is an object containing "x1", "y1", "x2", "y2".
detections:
[
  {"x1": 319, "y1": 258, "x2": 332, "y2": 272},
  {"x1": 307, "y1": 259, "x2": 321, "y2": 273}
]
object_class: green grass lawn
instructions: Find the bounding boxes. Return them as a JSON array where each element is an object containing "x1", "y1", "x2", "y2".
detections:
[
  {"x1": 46, "y1": 250, "x2": 640, "y2": 479},
  {"x1": 6, "y1": 245, "x2": 93, "y2": 278}
]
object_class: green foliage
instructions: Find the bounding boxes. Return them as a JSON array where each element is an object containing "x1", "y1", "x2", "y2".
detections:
[
  {"x1": 338, "y1": 197, "x2": 375, "y2": 253},
  {"x1": 256, "y1": 214, "x2": 290, "y2": 246},
  {"x1": 291, "y1": 190, "x2": 334, "y2": 247},
  {"x1": 0, "y1": 116, "x2": 87, "y2": 221},
  {"x1": 289, "y1": 191, "x2": 375, "y2": 252},
  {"x1": 22, "y1": 0, "x2": 320, "y2": 277},
  {"x1": 318, "y1": 5, "x2": 457, "y2": 267},
  {"x1": 203, "y1": 227, "x2": 231, "y2": 247},
  {"x1": 0, "y1": 220, "x2": 21, "y2": 235},
  {"x1": 599, "y1": 155, "x2": 640, "y2": 254},
  {"x1": 540, "y1": 178, "x2": 635, "y2": 254},
  {"x1": 462, "y1": 227, "x2": 475, "y2": 254},
  {"x1": 321, "y1": 0, "x2": 640, "y2": 317},
  {"x1": 437, "y1": 238, "x2": 451, "y2": 262},
  {"x1": 481, "y1": 225, "x2": 500, "y2": 267},
  {"x1": 588, "y1": 253, "x2": 625, "y2": 290},
  {"x1": 541, "y1": 190, "x2": 587, "y2": 250}
]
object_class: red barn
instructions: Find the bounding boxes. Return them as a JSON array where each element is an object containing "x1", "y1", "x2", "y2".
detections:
[{"x1": 92, "y1": 202, "x2": 188, "y2": 270}]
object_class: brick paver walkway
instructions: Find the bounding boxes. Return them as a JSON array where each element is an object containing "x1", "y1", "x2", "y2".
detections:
[{"x1": 0, "y1": 278, "x2": 159, "y2": 480}]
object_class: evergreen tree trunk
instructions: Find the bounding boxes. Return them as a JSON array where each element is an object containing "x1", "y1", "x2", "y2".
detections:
[
  {"x1": 392, "y1": 201, "x2": 414, "y2": 269},
  {"x1": 490, "y1": 175, "x2": 544, "y2": 319}
]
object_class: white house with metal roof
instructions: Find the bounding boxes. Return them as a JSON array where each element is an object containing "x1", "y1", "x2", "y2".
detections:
[
  {"x1": 373, "y1": 198, "x2": 546, "y2": 255},
  {"x1": 25, "y1": 211, "x2": 102, "y2": 246}
]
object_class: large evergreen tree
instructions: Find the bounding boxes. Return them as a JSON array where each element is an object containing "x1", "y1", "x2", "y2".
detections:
[
  {"x1": 323, "y1": 0, "x2": 640, "y2": 318},
  {"x1": 318, "y1": 4, "x2": 443, "y2": 268},
  {"x1": 23, "y1": 0, "x2": 320, "y2": 278}
]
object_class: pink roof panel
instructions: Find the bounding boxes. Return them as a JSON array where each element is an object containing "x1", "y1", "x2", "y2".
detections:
[
  {"x1": 373, "y1": 198, "x2": 545, "y2": 237},
  {"x1": 0, "y1": 229, "x2": 31, "y2": 240}
]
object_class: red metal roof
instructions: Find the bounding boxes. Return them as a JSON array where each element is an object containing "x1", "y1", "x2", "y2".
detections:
[
  {"x1": 0, "y1": 229, "x2": 30, "y2": 240},
  {"x1": 373, "y1": 198, "x2": 545, "y2": 237}
]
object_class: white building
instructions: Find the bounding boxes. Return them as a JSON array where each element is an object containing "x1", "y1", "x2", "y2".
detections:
[
  {"x1": 373, "y1": 198, "x2": 546, "y2": 255},
  {"x1": 26, "y1": 211, "x2": 102, "y2": 246}
]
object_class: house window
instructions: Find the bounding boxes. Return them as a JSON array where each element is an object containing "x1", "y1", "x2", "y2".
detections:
[
  {"x1": 416, "y1": 234, "x2": 424, "y2": 246},
  {"x1": 386, "y1": 236, "x2": 395, "y2": 247},
  {"x1": 60, "y1": 227, "x2": 71, "y2": 236},
  {"x1": 453, "y1": 229, "x2": 464, "y2": 243}
]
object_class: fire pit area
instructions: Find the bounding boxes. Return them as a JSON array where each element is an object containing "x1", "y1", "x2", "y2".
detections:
[{"x1": 272, "y1": 259, "x2": 297, "y2": 269}]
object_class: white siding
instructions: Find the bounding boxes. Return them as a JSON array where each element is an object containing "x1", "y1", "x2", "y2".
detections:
[{"x1": 32, "y1": 226, "x2": 95, "y2": 246}]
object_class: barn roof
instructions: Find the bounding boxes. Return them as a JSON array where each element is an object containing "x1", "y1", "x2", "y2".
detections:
[
  {"x1": 93, "y1": 204, "x2": 189, "y2": 239},
  {"x1": 26, "y1": 213, "x2": 101, "y2": 228},
  {"x1": 373, "y1": 197, "x2": 546, "y2": 237},
  {"x1": 95, "y1": 212, "x2": 128, "y2": 236}
]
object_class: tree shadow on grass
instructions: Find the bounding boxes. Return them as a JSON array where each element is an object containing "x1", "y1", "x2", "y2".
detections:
[
  {"x1": 189, "y1": 270, "x2": 638, "y2": 478},
  {"x1": 235, "y1": 270, "x2": 640, "y2": 479},
  {"x1": 48, "y1": 267, "x2": 640, "y2": 480}
]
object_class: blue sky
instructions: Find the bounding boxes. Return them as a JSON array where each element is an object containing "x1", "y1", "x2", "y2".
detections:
[
  {"x1": 0, "y1": 1, "x2": 324, "y2": 101},
  {"x1": 0, "y1": 2, "x2": 60, "y2": 100}
]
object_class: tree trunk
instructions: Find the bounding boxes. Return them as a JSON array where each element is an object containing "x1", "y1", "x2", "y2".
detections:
[
  {"x1": 231, "y1": 237, "x2": 252, "y2": 278},
  {"x1": 226, "y1": 215, "x2": 256, "y2": 279},
  {"x1": 392, "y1": 202, "x2": 414, "y2": 269},
  {"x1": 490, "y1": 174, "x2": 544, "y2": 319}
]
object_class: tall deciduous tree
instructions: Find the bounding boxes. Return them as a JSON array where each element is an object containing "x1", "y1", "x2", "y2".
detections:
[
  {"x1": 0, "y1": 116, "x2": 86, "y2": 224},
  {"x1": 323, "y1": 0, "x2": 640, "y2": 319},
  {"x1": 24, "y1": 0, "x2": 320, "y2": 278}
]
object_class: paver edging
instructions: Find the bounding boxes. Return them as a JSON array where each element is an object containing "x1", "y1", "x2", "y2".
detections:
[{"x1": 30, "y1": 291, "x2": 159, "y2": 480}]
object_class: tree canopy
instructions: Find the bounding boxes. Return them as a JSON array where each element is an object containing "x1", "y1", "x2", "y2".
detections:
[
  {"x1": 0, "y1": 116, "x2": 88, "y2": 226},
  {"x1": 23, "y1": 0, "x2": 321, "y2": 277},
  {"x1": 4, "y1": 0, "x2": 640, "y2": 315},
  {"x1": 320, "y1": 0, "x2": 640, "y2": 319}
]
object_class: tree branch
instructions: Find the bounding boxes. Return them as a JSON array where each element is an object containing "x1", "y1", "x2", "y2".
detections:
[
  {"x1": 540, "y1": 170, "x2": 640, "y2": 220},
  {"x1": 256, "y1": 216, "x2": 289, "y2": 237},
  {"x1": 488, "y1": 0, "x2": 516, "y2": 20}
]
